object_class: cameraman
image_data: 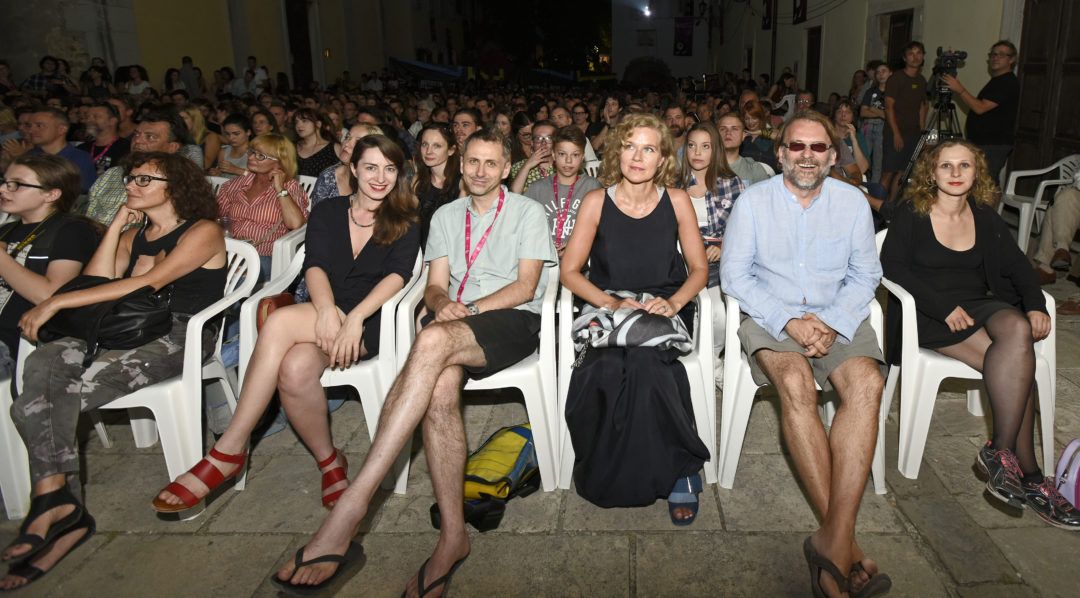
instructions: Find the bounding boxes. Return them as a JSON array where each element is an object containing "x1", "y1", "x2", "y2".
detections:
[{"x1": 941, "y1": 40, "x2": 1020, "y2": 183}]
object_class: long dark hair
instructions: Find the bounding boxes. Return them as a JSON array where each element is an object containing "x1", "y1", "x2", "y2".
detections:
[
  {"x1": 413, "y1": 122, "x2": 461, "y2": 203},
  {"x1": 127, "y1": 152, "x2": 219, "y2": 221},
  {"x1": 348, "y1": 135, "x2": 418, "y2": 245},
  {"x1": 510, "y1": 110, "x2": 534, "y2": 163},
  {"x1": 680, "y1": 121, "x2": 735, "y2": 194}
]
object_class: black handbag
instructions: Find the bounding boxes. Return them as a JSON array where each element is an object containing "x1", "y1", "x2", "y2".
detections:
[{"x1": 38, "y1": 275, "x2": 174, "y2": 367}]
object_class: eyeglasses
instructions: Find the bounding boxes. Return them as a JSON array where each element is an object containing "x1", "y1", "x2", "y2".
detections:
[
  {"x1": 0, "y1": 180, "x2": 47, "y2": 192},
  {"x1": 988, "y1": 51, "x2": 1013, "y2": 58},
  {"x1": 246, "y1": 149, "x2": 279, "y2": 162},
  {"x1": 781, "y1": 142, "x2": 832, "y2": 153},
  {"x1": 532, "y1": 135, "x2": 553, "y2": 144},
  {"x1": 796, "y1": 99, "x2": 813, "y2": 105},
  {"x1": 123, "y1": 174, "x2": 169, "y2": 187},
  {"x1": 572, "y1": 110, "x2": 587, "y2": 115}
]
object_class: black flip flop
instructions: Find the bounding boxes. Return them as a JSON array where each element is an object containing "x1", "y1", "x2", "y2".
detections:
[
  {"x1": 2, "y1": 487, "x2": 84, "y2": 565},
  {"x1": 2, "y1": 510, "x2": 96, "y2": 592},
  {"x1": 403, "y1": 554, "x2": 469, "y2": 598},
  {"x1": 851, "y1": 561, "x2": 892, "y2": 598},
  {"x1": 803, "y1": 536, "x2": 850, "y2": 598},
  {"x1": 269, "y1": 541, "x2": 365, "y2": 596}
]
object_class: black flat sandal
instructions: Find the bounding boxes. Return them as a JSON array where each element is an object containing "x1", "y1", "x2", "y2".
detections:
[
  {"x1": 2, "y1": 510, "x2": 96, "y2": 592},
  {"x1": 803, "y1": 536, "x2": 850, "y2": 598},
  {"x1": 403, "y1": 554, "x2": 469, "y2": 598},
  {"x1": 2, "y1": 487, "x2": 84, "y2": 565}
]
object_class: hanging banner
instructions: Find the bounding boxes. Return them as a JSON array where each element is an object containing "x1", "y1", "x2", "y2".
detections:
[
  {"x1": 762, "y1": 0, "x2": 773, "y2": 30},
  {"x1": 793, "y1": 0, "x2": 808, "y2": 24},
  {"x1": 674, "y1": 17, "x2": 694, "y2": 56}
]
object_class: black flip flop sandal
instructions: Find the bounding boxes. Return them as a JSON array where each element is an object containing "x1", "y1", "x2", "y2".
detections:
[
  {"x1": 803, "y1": 536, "x2": 850, "y2": 598},
  {"x1": 851, "y1": 561, "x2": 892, "y2": 598},
  {"x1": 270, "y1": 541, "x2": 365, "y2": 596},
  {"x1": 402, "y1": 554, "x2": 469, "y2": 598},
  {"x1": 2, "y1": 487, "x2": 84, "y2": 565}
]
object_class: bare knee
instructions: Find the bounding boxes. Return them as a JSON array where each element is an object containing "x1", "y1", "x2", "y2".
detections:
[
  {"x1": 277, "y1": 349, "x2": 324, "y2": 397},
  {"x1": 833, "y1": 358, "x2": 884, "y2": 410},
  {"x1": 411, "y1": 323, "x2": 457, "y2": 363},
  {"x1": 757, "y1": 352, "x2": 817, "y2": 408}
]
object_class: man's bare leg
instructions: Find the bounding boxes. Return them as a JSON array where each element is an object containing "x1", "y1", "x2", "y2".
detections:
[
  {"x1": 403, "y1": 365, "x2": 470, "y2": 598},
  {"x1": 276, "y1": 321, "x2": 486, "y2": 587},
  {"x1": 756, "y1": 351, "x2": 883, "y2": 596}
]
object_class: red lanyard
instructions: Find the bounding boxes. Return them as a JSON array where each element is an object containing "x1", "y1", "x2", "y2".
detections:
[
  {"x1": 552, "y1": 175, "x2": 578, "y2": 247},
  {"x1": 456, "y1": 188, "x2": 506, "y2": 302},
  {"x1": 90, "y1": 139, "x2": 117, "y2": 164}
]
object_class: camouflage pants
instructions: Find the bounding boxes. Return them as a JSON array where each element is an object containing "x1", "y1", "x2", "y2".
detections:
[{"x1": 10, "y1": 316, "x2": 207, "y2": 496}]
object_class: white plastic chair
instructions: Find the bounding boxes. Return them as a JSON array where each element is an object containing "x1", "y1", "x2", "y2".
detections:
[
  {"x1": 207, "y1": 175, "x2": 230, "y2": 197},
  {"x1": 270, "y1": 224, "x2": 306, "y2": 280},
  {"x1": 758, "y1": 162, "x2": 776, "y2": 177},
  {"x1": 2, "y1": 240, "x2": 259, "y2": 517},
  {"x1": 0, "y1": 377, "x2": 30, "y2": 518},
  {"x1": 583, "y1": 159, "x2": 601, "y2": 178},
  {"x1": 298, "y1": 175, "x2": 318, "y2": 199},
  {"x1": 998, "y1": 154, "x2": 1079, "y2": 251},
  {"x1": 237, "y1": 247, "x2": 422, "y2": 493},
  {"x1": 395, "y1": 265, "x2": 561, "y2": 493},
  {"x1": 556, "y1": 281, "x2": 718, "y2": 489},
  {"x1": 718, "y1": 294, "x2": 888, "y2": 495},
  {"x1": 877, "y1": 230, "x2": 1057, "y2": 479}
]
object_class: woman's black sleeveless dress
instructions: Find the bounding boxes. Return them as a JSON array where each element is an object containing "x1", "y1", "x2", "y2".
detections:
[{"x1": 565, "y1": 188, "x2": 709, "y2": 508}]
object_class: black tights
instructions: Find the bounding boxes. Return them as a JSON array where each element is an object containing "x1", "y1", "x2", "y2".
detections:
[{"x1": 936, "y1": 308, "x2": 1041, "y2": 476}]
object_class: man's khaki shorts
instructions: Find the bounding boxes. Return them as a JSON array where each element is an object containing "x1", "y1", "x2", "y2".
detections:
[{"x1": 737, "y1": 316, "x2": 884, "y2": 391}]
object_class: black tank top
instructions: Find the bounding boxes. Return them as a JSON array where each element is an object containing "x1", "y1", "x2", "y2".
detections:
[
  {"x1": 124, "y1": 219, "x2": 227, "y2": 314},
  {"x1": 588, "y1": 186, "x2": 688, "y2": 298}
]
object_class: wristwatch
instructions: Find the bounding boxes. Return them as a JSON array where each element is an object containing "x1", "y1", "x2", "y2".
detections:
[
  {"x1": 276, "y1": 189, "x2": 290, "y2": 198},
  {"x1": 465, "y1": 302, "x2": 480, "y2": 316}
]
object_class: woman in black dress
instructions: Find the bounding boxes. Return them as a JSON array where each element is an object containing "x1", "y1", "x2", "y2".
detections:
[
  {"x1": 881, "y1": 140, "x2": 1079, "y2": 530},
  {"x1": 152, "y1": 134, "x2": 419, "y2": 514},
  {"x1": 412, "y1": 122, "x2": 461, "y2": 246},
  {"x1": 560, "y1": 113, "x2": 710, "y2": 525}
]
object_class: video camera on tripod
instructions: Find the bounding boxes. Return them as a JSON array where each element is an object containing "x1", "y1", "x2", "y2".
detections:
[{"x1": 931, "y1": 47, "x2": 968, "y2": 102}]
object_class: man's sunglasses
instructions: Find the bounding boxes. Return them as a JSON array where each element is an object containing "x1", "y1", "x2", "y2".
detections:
[{"x1": 781, "y1": 142, "x2": 831, "y2": 153}]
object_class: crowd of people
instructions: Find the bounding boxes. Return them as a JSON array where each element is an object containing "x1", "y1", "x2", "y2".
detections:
[{"x1": 0, "y1": 41, "x2": 1075, "y2": 598}]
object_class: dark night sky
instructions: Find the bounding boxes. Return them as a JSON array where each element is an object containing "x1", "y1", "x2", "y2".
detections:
[{"x1": 473, "y1": 0, "x2": 612, "y2": 71}]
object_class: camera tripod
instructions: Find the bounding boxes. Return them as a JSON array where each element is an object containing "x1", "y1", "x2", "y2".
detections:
[{"x1": 896, "y1": 96, "x2": 963, "y2": 198}]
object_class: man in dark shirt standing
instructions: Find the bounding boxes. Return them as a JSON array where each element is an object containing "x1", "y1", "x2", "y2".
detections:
[
  {"x1": 882, "y1": 41, "x2": 928, "y2": 200},
  {"x1": 942, "y1": 40, "x2": 1020, "y2": 185}
]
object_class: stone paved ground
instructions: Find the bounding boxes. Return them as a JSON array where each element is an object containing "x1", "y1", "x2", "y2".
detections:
[{"x1": 4, "y1": 280, "x2": 1080, "y2": 597}]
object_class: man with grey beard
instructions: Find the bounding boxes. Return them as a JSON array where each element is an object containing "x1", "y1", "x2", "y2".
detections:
[{"x1": 721, "y1": 111, "x2": 889, "y2": 597}]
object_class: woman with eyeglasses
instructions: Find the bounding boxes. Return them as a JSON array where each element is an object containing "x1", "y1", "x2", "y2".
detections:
[
  {"x1": 510, "y1": 111, "x2": 535, "y2": 164},
  {"x1": 294, "y1": 107, "x2": 342, "y2": 179},
  {"x1": 0, "y1": 155, "x2": 99, "y2": 376},
  {"x1": 216, "y1": 133, "x2": 309, "y2": 278},
  {"x1": 3, "y1": 152, "x2": 226, "y2": 591},
  {"x1": 152, "y1": 135, "x2": 419, "y2": 520},
  {"x1": 208, "y1": 113, "x2": 252, "y2": 178}
]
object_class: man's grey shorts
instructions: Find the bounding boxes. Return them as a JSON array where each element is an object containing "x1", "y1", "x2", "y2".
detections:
[{"x1": 738, "y1": 316, "x2": 884, "y2": 390}]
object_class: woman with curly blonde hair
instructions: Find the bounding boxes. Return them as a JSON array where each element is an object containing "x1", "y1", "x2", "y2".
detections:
[
  {"x1": 881, "y1": 140, "x2": 1079, "y2": 530},
  {"x1": 560, "y1": 112, "x2": 710, "y2": 525}
]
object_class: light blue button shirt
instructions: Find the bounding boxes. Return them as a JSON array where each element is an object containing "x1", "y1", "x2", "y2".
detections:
[
  {"x1": 720, "y1": 175, "x2": 881, "y2": 343},
  {"x1": 426, "y1": 188, "x2": 558, "y2": 314}
]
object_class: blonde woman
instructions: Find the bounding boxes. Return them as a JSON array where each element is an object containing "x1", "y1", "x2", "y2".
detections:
[
  {"x1": 180, "y1": 106, "x2": 221, "y2": 170},
  {"x1": 559, "y1": 113, "x2": 709, "y2": 525}
]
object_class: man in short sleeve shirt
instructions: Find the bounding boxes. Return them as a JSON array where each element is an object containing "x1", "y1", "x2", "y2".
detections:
[{"x1": 277, "y1": 129, "x2": 557, "y2": 593}]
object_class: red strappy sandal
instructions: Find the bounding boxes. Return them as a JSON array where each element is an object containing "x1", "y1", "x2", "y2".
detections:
[
  {"x1": 319, "y1": 448, "x2": 349, "y2": 509},
  {"x1": 151, "y1": 447, "x2": 247, "y2": 513}
]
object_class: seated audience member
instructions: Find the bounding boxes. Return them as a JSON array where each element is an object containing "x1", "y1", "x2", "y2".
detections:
[
  {"x1": 739, "y1": 101, "x2": 777, "y2": 171},
  {"x1": 510, "y1": 111, "x2": 535, "y2": 163},
  {"x1": 217, "y1": 133, "x2": 309, "y2": 277},
  {"x1": 881, "y1": 140, "x2": 1079, "y2": 530},
  {"x1": 450, "y1": 107, "x2": 482, "y2": 152},
  {"x1": 550, "y1": 105, "x2": 597, "y2": 161},
  {"x1": 209, "y1": 113, "x2": 252, "y2": 178},
  {"x1": 561, "y1": 112, "x2": 709, "y2": 525},
  {"x1": 1032, "y1": 173, "x2": 1080, "y2": 285},
  {"x1": 251, "y1": 107, "x2": 278, "y2": 137},
  {"x1": 84, "y1": 108, "x2": 189, "y2": 225},
  {"x1": 680, "y1": 121, "x2": 745, "y2": 355},
  {"x1": 0, "y1": 155, "x2": 99, "y2": 373},
  {"x1": 106, "y1": 95, "x2": 137, "y2": 139},
  {"x1": 509, "y1": 119, "x2": 556, "y2": 192},
  {"x1": 492, "y1": 108, "x2": 513, "y2": 137},
  {"x1": 293, "y1": 108, "x2": 341, "y2": 178},
  {"x1": 830, "y1": 100, "x2": 871, "y2": 183},
  {"x1": 180, "y1": 106, "x2": 221, "y2": 170},
  {"x1": 269, "y1": 128, "x2": 555, "y2": 595},
  {"x1": 523, "y1": 125, "x2": 601, "y2": 255},
  {"x1": 413, "y1": 121, "x2": 462, "y2": 246},
  {"x1": 27, "y1": 108, "x2": 96, "y2": 194},
  {"x1": 722, "y1": 111, "x2": 889, "y2": 596},
  {"x1": 717, "y1": 113, "x2": 770, "y2": 185},
  {"x1": 152, "y1": 134, "x2": 419, "y2": 515},
  {"x1": 310, "y1": 123, "x2": 383, "y2": 207},
  {"x1": 78, "y1": 103, "x2": 130, "y2": 175},
  {"x1": 3, "y1": 153, "x2": 226, "y2": 591},
  {"x1": 587, "y1": 94, "x2": 622, "y2": 153}
]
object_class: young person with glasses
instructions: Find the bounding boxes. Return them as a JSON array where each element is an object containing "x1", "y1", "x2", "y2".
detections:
[
  {"x1": 509, "y1": 119, "x2": 556, "y2": 193},
  {"x1": 3, "y1": 152, "x2": 226, "y2": 592}
]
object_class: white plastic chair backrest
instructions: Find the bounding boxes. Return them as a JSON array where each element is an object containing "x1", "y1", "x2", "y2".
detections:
[
  {"x1": 583, "y1": 159, "x2": 601, "y2": 178},
  {"x1": 875, "y1": 229, "x2": 887, "y2": 254},
  {"x1": 759, "y1": 162, "x2": 776, "y2": 177},
  {"x1": 1061, "y1": 155, "x2": 1080, "y2": 182},
  {"x1": 298, "y1": 175, "x2": 317, "y2": 199},
  {"x1": 216, "y1": 239, "x2": 261, "y2": 353},
  {"x1": 207, "y1": 175, "x2": 229, "y2": 197}
]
